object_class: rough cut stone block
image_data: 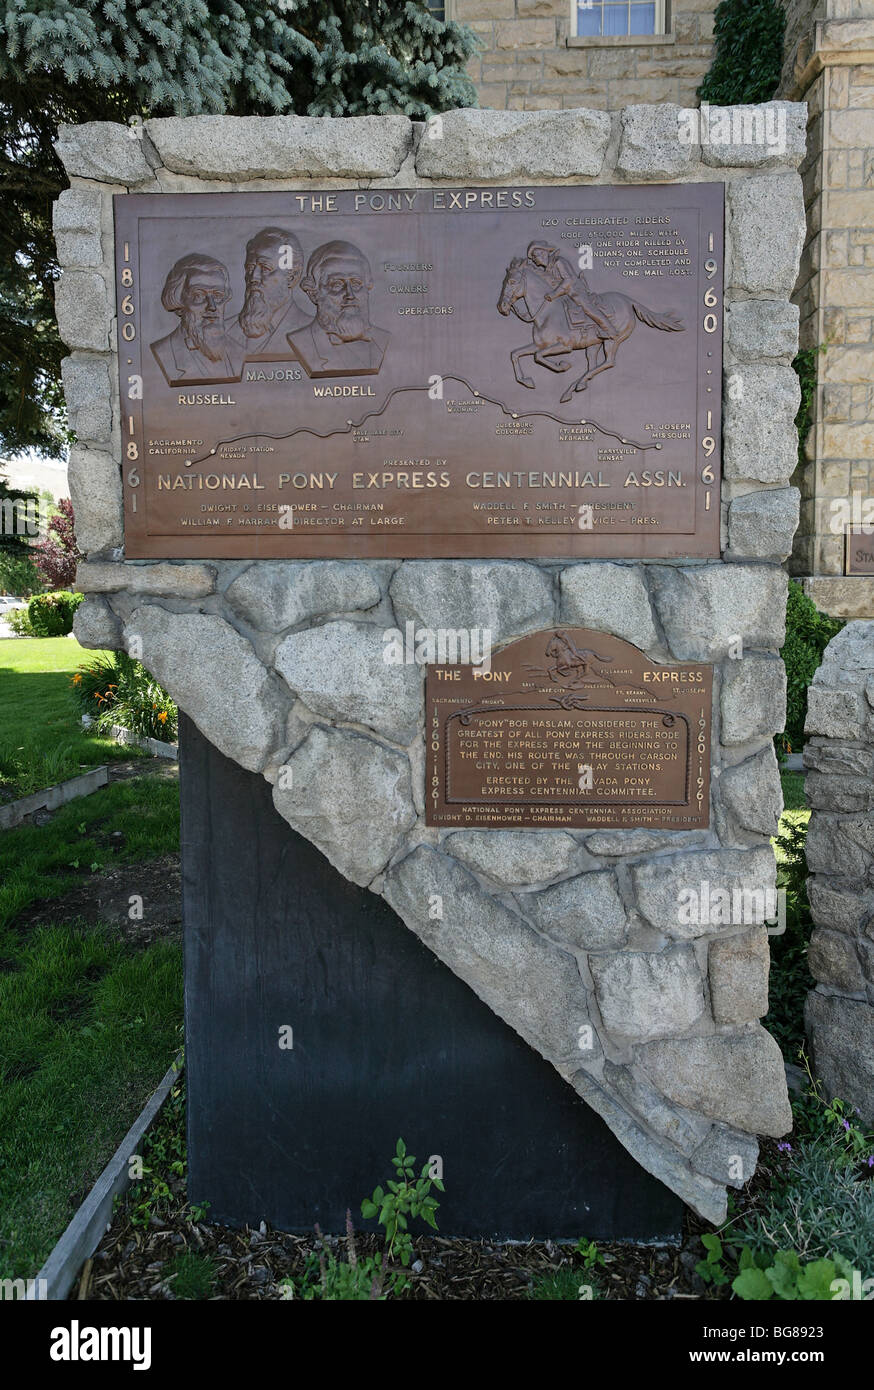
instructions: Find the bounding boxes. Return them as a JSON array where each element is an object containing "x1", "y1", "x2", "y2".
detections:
[
  {"x1": 590, "y1": 947, "x2": 705, "y2": 1042},
  {"x1": 72, "y1": 596, "x2": 122, "y2": 651},
  {"x1": 52, "y1": 188, "x2": 103, "y2": 266},
  {"x1": 146, "y1": 115, "x2": 412, "y2": 179},
  {"x1": 805, "y1": 771, "x2": 873, "y2": 814},
  {"x1": 61, "y1": 356, "x2": 112, "y2": 445},
  {"x1": 637, "y1": 1027, "x2": 792, "y2": 1136},
  {"x1": 631, "y1": 846, "x2": 777, "y2": 940},
  {"x1": 445, "y1": 830, "x2": 580, "y2": 885},
  {"x1": 723, "y1": 365, "x2": 800, "y2": 485},
  {"x1": 414, "y1": 107, "x2": 611, "y2": 179},
  {"x1": 521, "y1": 869, "x2": 628, "y2": 950},
  {"x1": 805, "y1": 814, "x2": 874, "y2": 879},
  {"x1": 815, "y1": 620, "x2": 874, "y2": 681},
  {"x1": 389, "y1": 560, "x2": 553, "y2": 643},
  {"x1": 725, "y1": 299, "x2": 799, "y2": 364},
  {"x1": 718, "y1": 745, "x2": 783, "y2": 838},
  {"x1": 571, "y1": 1069, "x2": 727, "y2": 1225},
  {"x1": 559, "y1": 563, "x2": 658, "y2": 651},
  {"x1": 616, "y1": 105, "x2": 696, "y2": 179},
  {"x1": 699, "y1": 103, "x2": 807, "y2": 169},
  {"x1": 602, "y1": 1061, "x2": 711, "y2": 1155},
  {"x1": 67, "y1": 446, "x2": 123, "y2": 556},
  {"x1": 77, "y1": 560, "x2": 216, "y2": 599},
  {"x1": 709, "y1": 929, "x2": 770, "y2": 1024},
  {"x1": 583, "y1": 828, "x2": 708, "y2": 856},
  {"x1": 727, "y1": 174, "x2": 806, "y2": 297},
  {"x1": 803, "y1": 743, "x2": 874, "y2": 777},
  {"x1": 273, "y1": 725, "x2": 416, "y2": 887},
  {"x1": 226, "y1": 561, "x2": 383, "y2": 632},
  {"x1": 727, "y1": 488, "x2": 800, "y2": 561},
  {"x1": 805, "y1": 686, "x2": 865, "y2": 740},
  {"x1": 125, "y1": 606, "x2": 285, "y2": 773},
  {"x1": 383, "y1": 846, "x2": 595, "y2": 1069},
  {"x1": 808, "y1": 880, "x2": 872, "y2": 936},
  {"x1": 806, "y1": 992, "x2": 874, "y2": 1125},
  {"x1": 274, "y1": 620, "x2": 422, "y2": 745},
  {"x1": 55, "y1": 121, "x2": 155, "y2": 185},
  {"x1": 54, "y1": 271, "x2": 111, "y2": 351},
  {"x1": 807, "y1": 930, "x2": 865, "y2": 993},
  {"x1": 720, "y1": 654, "x2": 786, "y2": 746},
  {"x1": 691, "y1": 1126, "x2": 759, "y2": 1189},
  {"x1": 648, "y1": 563, "x2": 787, "y2": 660}
]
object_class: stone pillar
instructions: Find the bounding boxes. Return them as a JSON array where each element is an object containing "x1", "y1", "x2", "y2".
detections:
[
  {"x1": 804, "y1": 619, "x2": 874, "y2": 1122},
  {"x1": 779, "y1": 0, "x2": 874, "y2": 618}
]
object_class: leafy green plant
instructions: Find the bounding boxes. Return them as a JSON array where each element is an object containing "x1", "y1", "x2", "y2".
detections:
[
  {"x1": 732, "y1": 1246, "x2": 854, "y2": 1302},
  {"x1": 766, "y1": 816, "x2": 814, "y2": 1059},
  {"x1": 576, "y1": 1236, "x2": 606, "y2": 1271},
  {"x1": 698, "y1": 0, "x2": 785, "y2": 106},
  {"x1": 71, "y1": 651, "x2": 178, "y2": 741},
  {"x1": 779, "y1": 580, "x2": 845, "y2": 754},
  {"x1": 27, "y1": 589, "x2": 83, "y2": 637},
  {"x1": 696, "y1": 1232, "x2": 732, "y2": 1289},
  {"x1": 167, "y1": 1250, "x2": 217, "y2": 1300},
  {"x1": 283, "y1": 1212, "x2": 408, "y2": 1301},
  {"x1": 69, "y1": 653, "x2": 118, "y2": 716},
  {"x1": 793, "y1": 346, "x2": 825, "y2": 471},
  {"x1": 361, "y1": 1137, "x2": 444, "y2": 1268}
]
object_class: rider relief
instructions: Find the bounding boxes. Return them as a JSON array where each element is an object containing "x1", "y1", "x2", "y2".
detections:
[{"x1": 498, "y1": 241, "x2": 685, "y2": 402}]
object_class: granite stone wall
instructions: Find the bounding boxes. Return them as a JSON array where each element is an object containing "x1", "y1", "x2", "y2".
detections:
[
  {"x1": 58, "y1": 105, "x2": 807, "y2": 1223},
  {"x1": 803, "y1": 619, "x2": 874, "y2": 1123}
]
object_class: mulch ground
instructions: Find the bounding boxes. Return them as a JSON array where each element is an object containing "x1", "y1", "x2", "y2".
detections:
[
  {"x1": 76, "y1": 1151, "x2": 790, "y2": 1301},
  {"x1": 80, "y1": 1216, "x2": 723, "y2": 1301}
]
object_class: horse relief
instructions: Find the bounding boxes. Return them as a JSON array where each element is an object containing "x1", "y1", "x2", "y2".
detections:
[{"x1": 497, "y1": 243, "x2": 685, "y2": 402}]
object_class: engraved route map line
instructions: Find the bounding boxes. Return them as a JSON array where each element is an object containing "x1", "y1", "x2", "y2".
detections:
[{"x1": 175, "y1": 374, "x2": 663, "y2": 469}]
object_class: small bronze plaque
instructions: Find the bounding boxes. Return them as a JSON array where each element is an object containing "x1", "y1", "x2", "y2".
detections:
[
  {"x1": 113, "y1": 183, "x2": 724, "y2": 560},
  {"x1": 426, "y1": 628, "x2": 712, "y2": 830},
  {"x1": 844, "y1": 525, "x2": 874, "y2": 575}
]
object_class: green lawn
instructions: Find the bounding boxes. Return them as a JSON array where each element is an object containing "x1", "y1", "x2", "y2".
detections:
[
  {"x1": 0, "y1": 776, "x2": 182, "y2": 1279},
  {"x1": 0, "y1": 636, "x2": 144, "y2": 801},
  {"x1": 0, "y1": 631, "x2": 183, "y2": 1279}
]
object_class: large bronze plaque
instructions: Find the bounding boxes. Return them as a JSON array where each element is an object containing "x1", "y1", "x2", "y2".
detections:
[
  {"x1": 114, "y1": 184, "x2": 724, "y2": 560},
  {"x1": 426, "y1": 628, "x2": 712, "y2": 830},
  {"x1": 844, "y1": 525, "x2": 874, "y2": 575}
]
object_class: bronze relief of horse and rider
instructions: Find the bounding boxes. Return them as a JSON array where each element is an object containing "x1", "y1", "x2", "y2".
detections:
[{"x1": 497, "y1": 242, "x2": 685, "y2": 403}]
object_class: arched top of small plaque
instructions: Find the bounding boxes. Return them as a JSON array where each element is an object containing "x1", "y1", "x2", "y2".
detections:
[{"x1": 426, "y1": 627, "x2": 712, "y2": 831}]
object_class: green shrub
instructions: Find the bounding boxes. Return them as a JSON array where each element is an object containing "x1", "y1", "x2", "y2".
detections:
[
  {"x1": 779, "y1": 581, "x2": 844, "y2": 753},
  {"x1": 26, "y1": 589, "x2": 83, "y2": 636},
  {"x1": 698, "y1": 0, "x2": 785, "y2": 105},
  {"x1": 5, "y1": 606, "x2": 35, "y2": 636},
  {"x1": 0, "y1": 549, "x2": 44, "y2": 598}
]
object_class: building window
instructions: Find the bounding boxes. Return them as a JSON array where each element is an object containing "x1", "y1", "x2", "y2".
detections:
[
  {"x1": 425, "y1": 0, "x2": 446, "y2": 20},
  {"x1": 573, "y1": 0, "x2": 666, "y2": 38}
]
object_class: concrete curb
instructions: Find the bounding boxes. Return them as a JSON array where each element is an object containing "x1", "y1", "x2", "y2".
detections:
[
  {"x1": 29, "y1": 1054, "x2": 184, "y2": 1300},
  {"x1": 0, "y1": 765, "x2": 109, "y2": 831},
  {"x1": 107, "y1": 725, "x2": 178, "y2": 760}
]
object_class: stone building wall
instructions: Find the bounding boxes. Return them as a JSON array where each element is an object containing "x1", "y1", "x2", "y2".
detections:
[
  {"x1": 803, "y1": 620, "x2": 874, "y2": 1123},
  {"x1": 454, "y1": 0, "x2": 717, "y2": 111},
  {"x1": 778, "y1": 0, "x2": 874, "y2": 617},
  {"x1": 56, "y1": 105, "x2": 807, "y2": 1223}
]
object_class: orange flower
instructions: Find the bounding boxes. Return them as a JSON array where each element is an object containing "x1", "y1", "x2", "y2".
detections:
[
  {"x1": 72, "y1": 673, "x2": 82, "y2": 685},
  {"x1": 158, "y1": 711, "x2": 168, "y2": 724}
]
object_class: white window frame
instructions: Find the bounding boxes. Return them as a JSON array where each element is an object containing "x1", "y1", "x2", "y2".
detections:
[{"x1": 571, "y1": 0, "x2": 667, "y2": 40}]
